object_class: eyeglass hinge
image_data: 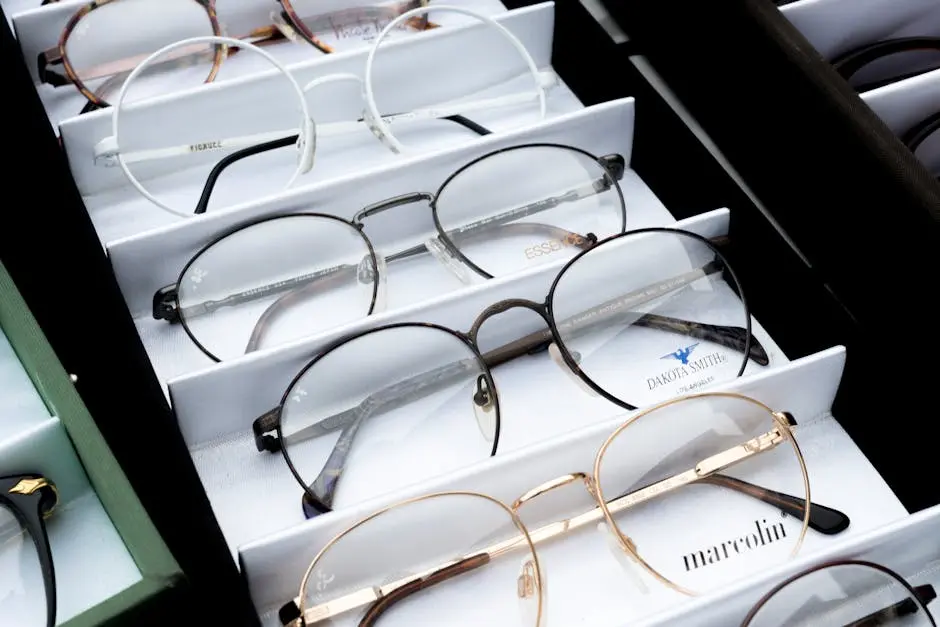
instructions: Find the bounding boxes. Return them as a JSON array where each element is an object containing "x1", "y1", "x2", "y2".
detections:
[
  {"x1": 599, "y1": 154, "x2": 626, "y2": 181},
  {"x1": 152, "y1": 285, "x2": 180, "y2": 322}
]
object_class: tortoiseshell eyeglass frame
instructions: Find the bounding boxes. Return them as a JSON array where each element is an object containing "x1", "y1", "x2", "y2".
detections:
[
  {"x1": 0, "y1": 474, "x2": 59, "y2": 627},
  {"x1": 276, "y1": 393, "x2": 852, "y2": 627},
  {"x1": 36, "y1": 0, "x2": 436, "y2": 114},
  {"x1": 249, "y1": 227, "x2": 780, "y2": 518},
  {"x1": 741, "y1": 559, "x2": 938, "y2": 626},
  {"x1": 831, "y1": 36, "x2": 940, "y2": 92}
]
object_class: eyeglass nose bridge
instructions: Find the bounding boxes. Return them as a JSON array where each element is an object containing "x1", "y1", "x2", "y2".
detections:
[
  {"x1": 511, "y1": 472, "x2": 593, "y2": 512},
  {"x1": 353, "y1": 191, "x2": 435, "y2": 224},
  {"x1": 468, "y1": 298, "x2": 549, "y2": 345}
]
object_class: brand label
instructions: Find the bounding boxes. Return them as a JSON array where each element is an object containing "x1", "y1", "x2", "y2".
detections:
[
  {"x1": 682, "y1": 518, "x2": 787, "y2": 572},
  {"x1": 188, "y1": 141, "x2": 223, "y2": 153},
  {"x1": 524, "y1": 233, "x2": 586, "y2": 259},
  {"x1": 647, "y1": 343, "x2": 728, "y2": 393}
]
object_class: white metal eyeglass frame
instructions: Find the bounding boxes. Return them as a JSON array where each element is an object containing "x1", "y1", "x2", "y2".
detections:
[{"x1": 95, "y1": 5, "x2": 553, "y2": 218}]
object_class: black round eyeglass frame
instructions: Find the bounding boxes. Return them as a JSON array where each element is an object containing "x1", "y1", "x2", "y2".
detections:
[
  {"x1": 154, "y1": 141, "x2": 629, "y2": 362},
  {"x1": 247, "y1": 227, "x2": 767, "y2": 516},
  {"x1": 741, "y1": 559, "x2": 938, "y2": 626},
  {"x1": 831, "y1": 37, "x2": 940, "y2": 92},
  {"x1": 0, "y1": 474, "x2": 59, "y2": 627},
  {"x1": 902, "y1": 109, "x2": 940, "y2": 181}
]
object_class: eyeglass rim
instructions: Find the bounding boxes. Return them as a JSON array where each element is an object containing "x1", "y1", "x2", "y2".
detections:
[
  {"x1": 0, "y1": 474, "x2": 59, "y2": 627},
  {"x1": 173, "y1": 211, "x2": 380, "y2": 363},
  {"x1": 293, "y1": 489, "x2": 542, "y2": 626},
  {"x1": 831, "y1": 36, "x2": 940, "y2": 86},
  {"x1": 740, "y1": 558, "x2": 937, "y2": 626},
  {"x1": 429, "y1": 142, "x2": 629, "y2": 280},
  {"x1": 55, "y1": 0, "x2": 225, "y2": 109},
  {"x1": 274, "y1": 321, "x2": 502, "y2": 510},
  {"x1": 591, "y1": 391, "x2": 810, "y2": 596},
  {"x1": 543, "y1": 227, "x2": 753, "y2": 410}
]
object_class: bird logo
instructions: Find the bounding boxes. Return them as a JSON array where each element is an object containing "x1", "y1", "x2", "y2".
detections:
[{"x1": 661, "y1": 343, "x2": 699, "y2": 366}]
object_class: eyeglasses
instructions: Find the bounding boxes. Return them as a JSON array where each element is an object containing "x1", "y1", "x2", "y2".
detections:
[
  {"x1": 152, "y1": 143, "x2": 627, "y2": 361},
  {"x1": 274, "y1": 392, "x2": 850, "y2": 627},
  {"x1": 96, "y1": 7, "x2": 553, "y2": 217},
  {"x1": 250, "y1": 227, "x2": 774, "y2": 516},
  {"x1": 1, "y1": 474, "x2": 58, "y2": 627},
  {"x1": 742, "y1": 560, "x2": 937, "y2": 626},
  {"x1": 37, "y1": 0, "x2": 437, "y2": 114},
  {"x1": 831, "y1": 37, "x2": 940, "y2": 92}
]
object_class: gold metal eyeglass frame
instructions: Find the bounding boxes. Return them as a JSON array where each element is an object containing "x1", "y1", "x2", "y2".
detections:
[{"x1": 282, "y1": 392, "x2": 819, "y2": 627}]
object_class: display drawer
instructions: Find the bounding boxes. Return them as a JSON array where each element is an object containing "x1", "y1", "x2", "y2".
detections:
[{"x1": 0, "y1": 262, "x2": 183, "y2": 626}]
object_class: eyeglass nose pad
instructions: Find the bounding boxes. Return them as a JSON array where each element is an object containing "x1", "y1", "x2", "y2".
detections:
[
  {"x1": 597, "y1": 522, "x2": 649, "y2": 595},
  {"x1": 357, "y1": 253, "x2": 388, "y2": 314},
  {"x1": 472, "y1": 374, "x2": 496, "y2": 442},
  {"x1": 548, "y1": 343, "x2": 598, "y2": 397},
  {"x1": 424, "y1": 236, "x2": 481, "y2": 286},
  {"x1": 517, "y1": 557, "x2": 544, "y2": 627}
]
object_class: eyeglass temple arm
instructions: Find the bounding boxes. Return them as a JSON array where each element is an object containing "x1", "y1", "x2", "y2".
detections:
[
  {"x1": 698, "y1": 474, "x2": 848, "y2": 535},
  {"x1": 191, "y1": 115, "x2": 491, "y2": 215},
  {"x1": 96, "y1": 89, "x2": 502, "y2": 169},
  {"x1": 278, "y1": 553, "x2": 489, "y2": 627},
  {"x1": 158, "y1": 159, "x2": 624, "y2": 321},
  {"x1": 285, "y1": 426, "x2": 835, "y2": 625},
  {"x1": 2, "y1": 475, "x2": 58, "y2": 627},
  {"x1": 839, "y1": 584, "x2": 937, "y2": 627}
]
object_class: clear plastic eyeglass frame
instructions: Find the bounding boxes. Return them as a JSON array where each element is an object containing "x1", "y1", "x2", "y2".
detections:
[
  {"x1": 250, "y1": 228, "x2": 782, "y2": 516},
  {"x1": 277, "y1": 393, "x2": 852, "y2": 627},
  {"x1": 94, "y1": 5, "x2": 554, "y2": 217}
]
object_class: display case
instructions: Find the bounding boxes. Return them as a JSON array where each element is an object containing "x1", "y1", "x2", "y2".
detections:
[{"x1": 2, "y1": 0, "x2": 936, "y2": 624}]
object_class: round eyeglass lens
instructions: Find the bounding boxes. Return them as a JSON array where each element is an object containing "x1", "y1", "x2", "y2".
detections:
[
  {"x1": 0, "y1": 504, "x2": 47, "y2": 627},
  {"x1": 548, "y1": 229, "x2": 766, "y2": 409},
  {"x1": 112, "y1": 38, "x2": 306, "y2": 223},
  {"x1": 743, "y1": 561, "x2": 935, "y2": 626},
  {"x1": 64, "y1": 0, "x2": 219, "y2": 105},
  {"x1": 296, "y1": 493, "x2": 541, "y2": 626},
  {"x1": 178, "y1": 215, "x2": 379, "y2": 361},
  {"x1": 434, "y1": 145, "x2": 626, "y2": 278},
  {"x1": 595, "y1": 394, "x2": 809, "y2": 594},
  {"x1": 364, "y1": 7, "x2": 545, "y2": 151},
  {"x1": 279, "y1": 325, "x2": 498, "y2": 510}
]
